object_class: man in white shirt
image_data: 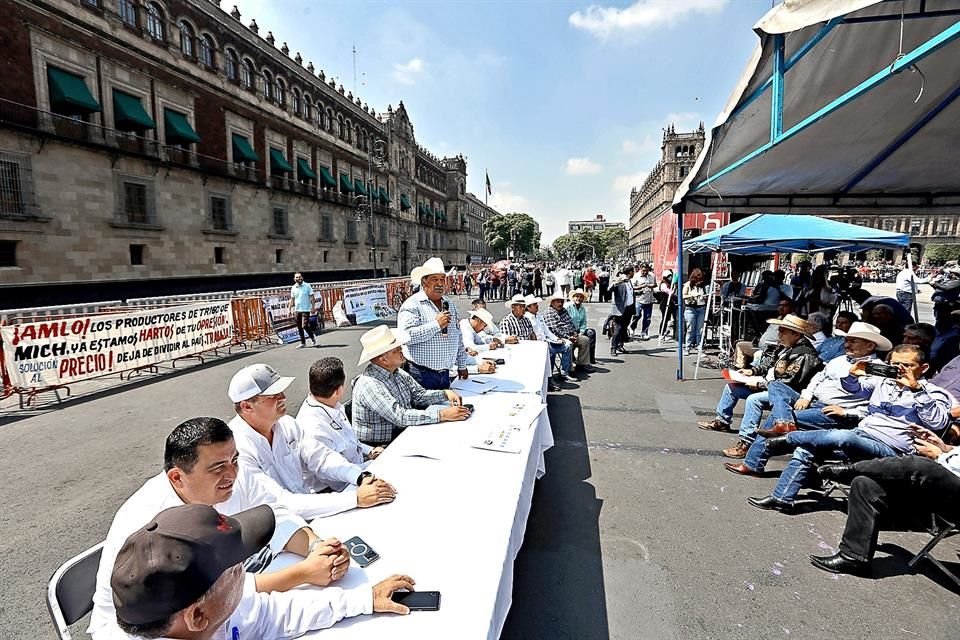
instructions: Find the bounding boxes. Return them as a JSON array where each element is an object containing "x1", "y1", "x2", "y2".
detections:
[
  {"x1": 228, "y1": 363, "x2": 397, "y2": 520},
  {"x1": 525, "y1": 295, "x2": 572, "y2": 381},
  {"x1": 296, "y1": 357, "x2": 383, "y2": 491},
  {"x1": 459, "y1": 307, "x2": 503, "y2": 354},
  {"x1": 554, "y1": 266, "x2": 571, "y2": 296},
  {"x1": 110, "y1": 504, "x2": 415, "y2": 640},
  {"x1": 895, "y1": 263, "x2": 928, "y2": 313},
  {"x1": 89, "y1": 418, "x2": 349, "y2": 640}
]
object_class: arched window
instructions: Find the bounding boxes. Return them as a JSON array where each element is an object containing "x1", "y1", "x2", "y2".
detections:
[
  {"x1": 145, "y1": 3, "x2": 165, "y2": 42},
  {"x1": 326, "y1": 108, "x2": 334, "y2": 132},
  {"x1": 225, "y1": 48, "x2": 239, "y2": 81},
  {"x1": 337, "y1": 114, "x2": 344, "y2": 138},
  {"x1": 291, "y1": 88, "x2": 300, "y2": 115},
  {"x1": 241, "y1": 59, "x2": 254, "y2": 89},
  {"x1": 199, "y1": 34, "x2": 215, "y2": 68},
  {"x1": 675, "y1": 145, "x2": 681, "y2": 158},
  {"x1": 262, "y1": 69, "x2": 274, "y2": 101},
  {"x1": 303, "y1": 95, "x2": 312, "y2": 121},
  {"x1": 118, "y1": 0, "x2": 137, "y2": 27},
  {"x1": 275, "y1": 78, "x2": 285, "y2": 107},
  {"x1": 178, "y1": 21, "x2": 194, "y2": 57}
]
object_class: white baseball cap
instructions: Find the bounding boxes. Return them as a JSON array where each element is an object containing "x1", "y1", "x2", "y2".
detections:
[{"x1": 228, "y1": 364, "x2": 295, "y2": 402}]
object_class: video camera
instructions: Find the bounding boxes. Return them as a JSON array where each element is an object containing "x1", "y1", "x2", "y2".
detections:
[{"x1": 829, "y1": 266, "x2": 862, "y2": 298}]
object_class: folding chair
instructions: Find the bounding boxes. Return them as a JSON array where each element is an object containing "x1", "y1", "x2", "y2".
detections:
[
  {"x1": 47, "y1": 542, "x2": 104, "y2": 640},
  {"x1": 907, "y1": 513, "x2": 960, "y2": 589}
]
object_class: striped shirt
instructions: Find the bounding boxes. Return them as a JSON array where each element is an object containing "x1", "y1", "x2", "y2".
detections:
[{"x1": 500, "y1": 312, "x2": 535, "y2": 339}]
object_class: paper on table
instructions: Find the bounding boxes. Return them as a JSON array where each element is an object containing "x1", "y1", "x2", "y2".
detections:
[
  {"x1": 722, "y1": 368, "x2": 765, "y2": 387},
  {"x1": 450, "y1": 377, "x2": 499, "y2": 395},
  {"x1": 472, "y1": 428, "x2": 523, "y2": 454}
]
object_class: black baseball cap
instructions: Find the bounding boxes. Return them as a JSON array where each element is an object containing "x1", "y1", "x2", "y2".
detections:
[{"x1": 111, "y1": 504, "x2": 275, "y2": 626}]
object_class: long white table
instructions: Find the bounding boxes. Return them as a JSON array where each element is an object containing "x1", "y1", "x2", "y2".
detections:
[{"x1": 287, "y1": 341, "x2": 553, "y2": 639}]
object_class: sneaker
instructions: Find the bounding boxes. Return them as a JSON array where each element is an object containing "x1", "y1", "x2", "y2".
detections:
[
  {"x1": 311, "y1": 340, "x2": 318, "y2": 347},
  {"x1": 296, "y1": 343, "x2": 307, "y2": 349},
  {"x1": 640, "y1": 332, "x2": 649, "y2": 340}
]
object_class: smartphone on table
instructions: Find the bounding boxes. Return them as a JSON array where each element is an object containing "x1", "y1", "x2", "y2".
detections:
[
  {"x1": 343, "y1": 536, "x2": 379, "y2": 567},
  {"x1": 391, "y1": 590, "x2": 441, "y2": 611}
]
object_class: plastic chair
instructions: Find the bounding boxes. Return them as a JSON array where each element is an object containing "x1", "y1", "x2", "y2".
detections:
[{"x1": 47, "y1": 542, "x2": 104, "y2": 639}]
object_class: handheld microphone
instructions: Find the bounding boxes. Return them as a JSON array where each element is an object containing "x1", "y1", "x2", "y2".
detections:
[{"x1": 441, "y1": 300, "x2": 449, "y2": 335}]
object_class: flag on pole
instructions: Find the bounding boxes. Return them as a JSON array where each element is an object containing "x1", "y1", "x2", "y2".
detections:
[{"x1": 485, "y1": 171, "x2": 492, "y2": 195}]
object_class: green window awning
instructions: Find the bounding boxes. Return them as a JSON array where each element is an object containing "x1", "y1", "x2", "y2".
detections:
[
  {"x1": 296, "y1": 158, "x2": 316, "y2": 180},
  {"x1": 434, "y1": 208, "x2": 442, "y2": 219},
  {"x1": 47, "y1": 67, "x2": 101, "y2": 115},
  {"x1": 378, "y1": 186, "x2": 390, "y2": 205},
  {"x1": 270, "y1": 148, "x2": 293, "y2": 173},
  {"x1": 163, "y1": 108, "x2": 200, "y2": 144},
  {"x1": 319, "y1": 166, "x2": 336, "y2": 188},
  {"x1": 339, "y1": 173, "x2": 354, "y2": 193},
  {"x1": 400, "y1": 194, "x2": 412, "y2": 210},
  {"x1": 113, "y1": 90, "x2": 155, "y2": 131},
  {"x1": 418, "y1": 203, "x2": 427, "y2": 216},
  {"x1": 354, "y1": 179, "x2": 368, "y2": 196},
  {"x1": 232, "y1": 133, "x2": 259, "y2": 163}
]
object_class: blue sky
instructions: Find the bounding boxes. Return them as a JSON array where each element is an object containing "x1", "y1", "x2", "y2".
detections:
[{"x1": 231, "y1": 0, "x2": 773, "y2": 243}]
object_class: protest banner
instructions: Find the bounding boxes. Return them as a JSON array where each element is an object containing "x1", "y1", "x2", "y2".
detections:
[
  {"x1": 262, "y1": 296, "x2": 324, "y2": 344},
  {"x1": 1, "y1": 301, "x2": 234, "y2": 388},
  {"x1": 342, "y1": 284, "x2": 395, "y2": 324}
]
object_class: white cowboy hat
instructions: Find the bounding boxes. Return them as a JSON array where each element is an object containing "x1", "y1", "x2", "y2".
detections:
[
  {"x1": 844, "y1": 321, "x2": 893, "y2": 352},
  {"x1": 543, "y1": 291, "x2": 566, "y2": 305},
  {"x1": 357, "y1": 325, "x2": 410, "y2": 366},
  {"x1": 410, "y1": 257, "x2": 446, "y2": 285},
  {"x1": 504, "y1": 294, "x2": 527, "y2": 309},
  {"x1": 569, "y1": 288, "x2": 587, "y2": 300},
  {"x1": 469, "y1": 307, "x2": 494, "y2": 328},
  {"x1": 766, "y1": 314, "x2": 815, "y2": 338},
  {"x1": 524, "y1": 294, "x2": 543, "y2": 307}
]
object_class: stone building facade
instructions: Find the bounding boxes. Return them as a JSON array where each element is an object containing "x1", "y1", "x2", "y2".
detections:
[
  {"x1": 0, "y1": 0, "x2": 472, "y2": 306},
  {"x1": 568, "y1": 214, "x2": 624, "y2": 234},
  {"x1": 628, "y1": 123, "x2": 705, "y2": 261},
  {"x1": 461, "y1": 192, "x2": 502, "y2": 264}
]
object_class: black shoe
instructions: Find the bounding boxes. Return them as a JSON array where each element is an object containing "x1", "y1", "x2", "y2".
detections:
[
  {"x1": 764, "y1": 435, "x2": 794, "y2": 457},
  {"x1": 810, "y1": 552, "x2": 871, "y2": 577},
  {"x1": 579, "y1": 364, "x2": 595, "y2": 373},
  {"x1": 747, "y1": 495, "x2": 793, "y2": 513},
  {"x1": 548, "y1": 382, "x2": 561, "y2": 392},
  {"x1": 817, "y1": 463, "x2": 858, "y2": 484}
]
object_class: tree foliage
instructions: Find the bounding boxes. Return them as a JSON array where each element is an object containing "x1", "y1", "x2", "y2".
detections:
[
  {"x1": 924, "y1": 244, "x2": 960, "y2": 265},
  {"x1": 484, "y1": 212, "x2": 540, "y2": 256},
  {"x1": 551, "y1": 226, "x2": 629, "y2": 261}
]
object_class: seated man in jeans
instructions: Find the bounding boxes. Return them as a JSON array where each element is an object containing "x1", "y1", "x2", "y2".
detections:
[
  {"x1": 748, "y1": 344, "x2": 953, "y2": 512},
  {"x1": 725, "y1": 323, "x2": 888, "y2": 476},
  {"x1": 698, "y1": 315, "x2": 821, "y2": 459}
]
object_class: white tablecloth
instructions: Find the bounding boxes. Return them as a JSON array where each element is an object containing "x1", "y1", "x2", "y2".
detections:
[
  {"x1": 454, "y1": 340, "x2": 551, "y2": 398},
  {"x1": 279, "y1": 342, "x2": 553, "y2": 640}
]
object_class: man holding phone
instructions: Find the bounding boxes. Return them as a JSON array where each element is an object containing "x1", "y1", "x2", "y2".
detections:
[{"x1": 749, "y1": 344, "x2": 953, "y2": 512}]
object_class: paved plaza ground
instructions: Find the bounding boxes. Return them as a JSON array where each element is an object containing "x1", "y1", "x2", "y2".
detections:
[{"x1": 1, "y1": 286, "x2": 957, "y2": 639}]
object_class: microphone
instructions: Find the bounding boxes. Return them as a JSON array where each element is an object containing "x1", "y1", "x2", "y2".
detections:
[{"x1": 441, "y1": 300, "x2": 449, "y2": 335}]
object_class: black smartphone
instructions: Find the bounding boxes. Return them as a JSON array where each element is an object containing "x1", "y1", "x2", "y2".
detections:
[
  {"x1": 391, "y1": 590, "x2": 441, "y2": 611},
  {"x1": 494, "y1": 358, "x2": 506, "y2": 365},
  {"x1": 343, "y1": 536, "x2": 379, "y2": 567},
  {"x1": 463, "y1": 403, "x2": 475, "y2": 413},
  {"x1": 865, "y1": 362, "x2": 900, "y2": 378}
]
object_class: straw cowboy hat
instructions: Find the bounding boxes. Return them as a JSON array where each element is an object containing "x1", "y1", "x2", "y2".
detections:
[
  {"x1": 766, "y1": 314, "x2": 815, "y2": 338},
  {"x1": 844, "y1": 321, "x2": 893, "y2": 352},
  {"x1": 543, "y1": 291, "x2": 566, "y2": 305},
  {"x1": 410, "y1": 257, "x2": 446, "y2": 285},
  {"x1": 469, "y1": 307, "x2": 494, "y2": 328},
  {"x1": 523, "y1": 294, "x2": 543, "y2": 307},
  {"x1": 504, "y1": 294, "x2": 527, "y2": 309},
  {"x1": 568, "y1": 288, "x2": 587, "y2": 301},
  {"x1": 357, "y1": 325, "x2": 410, "y2": 366}
]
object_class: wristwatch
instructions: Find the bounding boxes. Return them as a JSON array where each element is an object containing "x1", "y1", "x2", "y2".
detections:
[{"x1": 356, "y1": 471, "x2": 373, "y2": 486}]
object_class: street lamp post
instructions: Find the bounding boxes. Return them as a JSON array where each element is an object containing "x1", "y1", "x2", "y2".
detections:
[{"x1": 509, "y1": 228, "x2": 518, "y2": 260}]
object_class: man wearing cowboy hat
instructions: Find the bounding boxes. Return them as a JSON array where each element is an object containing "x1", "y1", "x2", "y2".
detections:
[
  {"x1": 525, "y1": 294, "x2": 573, "y2": 381},
  {"x1": 566, "y1": 288, "x2": 597, "y2": 364},
  {"x1": 543, "y1": 291, "x2": 594, "y2": 373},
  {"x1": 500, "y1": 294, "x2": 537, "y2": 341},
  {"x1": 228, "y1": 364, "x2": 397, "y2": 519},
  {"x1": 727, "y1": 322, "x2": 888, "y2": 476},
  {"x1": 749, "y1": 343, "x2": 953, "y2": 513},
  {"x1": 352, "y1": 325, "x2": 471, "y2": 446},
  {"x1": 459, "y1": 307, "x2": 503, "y2": 354},
  {"x1": 398, "y1": 257, "x2": 471, "y2": 390},
  {"x1": 698, "y1": 315, "x2": 821, "y2": 459}
]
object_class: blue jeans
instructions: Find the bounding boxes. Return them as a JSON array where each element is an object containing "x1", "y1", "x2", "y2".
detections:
[
  {"x1": 736, "y1": 391, "x2": 769, "y2": 443},
  {"x1": 770, "y1": 429, "x2": 899, "y2": 504},
  {"x1": 633, "y1": 302, "x2": 653, "y2": 333},
  {"x1": 715, "y1": 383, "x2": 753, "y2": 425},
  {"x1": 407, "y1": 361, "x2": 451, "y2": 390},
  {"x1": 549, "y1": 341, "x2": 572, "y2": 374},
  {"x1": 683, "y1": 306, "x2": 705, "y2": 349}
]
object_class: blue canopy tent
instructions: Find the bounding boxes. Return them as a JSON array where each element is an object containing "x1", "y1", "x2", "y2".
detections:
[{"x1": 686, "y1": 213, "x2": 909, "y2": 255}]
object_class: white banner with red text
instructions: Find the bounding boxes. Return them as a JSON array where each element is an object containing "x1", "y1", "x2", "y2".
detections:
[{"x1": 0, "y1": 301, "x2": 234, "y2": 387}]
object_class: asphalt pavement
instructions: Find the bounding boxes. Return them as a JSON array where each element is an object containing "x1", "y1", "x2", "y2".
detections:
[{"x1": 1, "y1": 286, "x2": 957, "y2": 640}]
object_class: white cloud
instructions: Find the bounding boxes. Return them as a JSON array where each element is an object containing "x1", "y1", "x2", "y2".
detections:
[
  {"x1": 569, "y1": 0, "x2": 728, "y2": 40},
  {"x1": 489, "y1": 186, "x2": 530, "y2": 213},
  {"x1": 392, "y1": 58, "x2": 425, "y2": 85},
  {"x1": 664, "y1": 111, "x2": 702, "y2": 131},
  {"x1": 564, "y1": 157, "x2": 602, "y2": 176},
  {"x1": 621, "y1": 135, "x2": 658, "y2": 155},
  {"x1": 612, "y1": 171, "x2": 648, "y2": 193}
]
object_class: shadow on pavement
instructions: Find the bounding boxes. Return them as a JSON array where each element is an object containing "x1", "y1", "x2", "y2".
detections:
[{"x1": 501, "y1": 394, "x2": 609, "y2": 640}]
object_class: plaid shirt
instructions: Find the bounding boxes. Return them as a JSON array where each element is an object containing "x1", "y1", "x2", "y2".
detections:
[
  {"x1": 499, "y1": 312, "x2": 534, "y2": 339},
  {"x1": 352, "y1": 364, "x2": 449, "y2": 445},
  {"x1": 543, "y1": 306, "x2": 577, "y2": 339},
  {"x1": 397, "y1": 290, "x2": 469, "y2": 371}
]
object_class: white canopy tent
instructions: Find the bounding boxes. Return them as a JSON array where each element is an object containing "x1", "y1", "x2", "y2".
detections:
[{"x1": 667, "y1": 0, "x2": 960, "y2": 380}]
